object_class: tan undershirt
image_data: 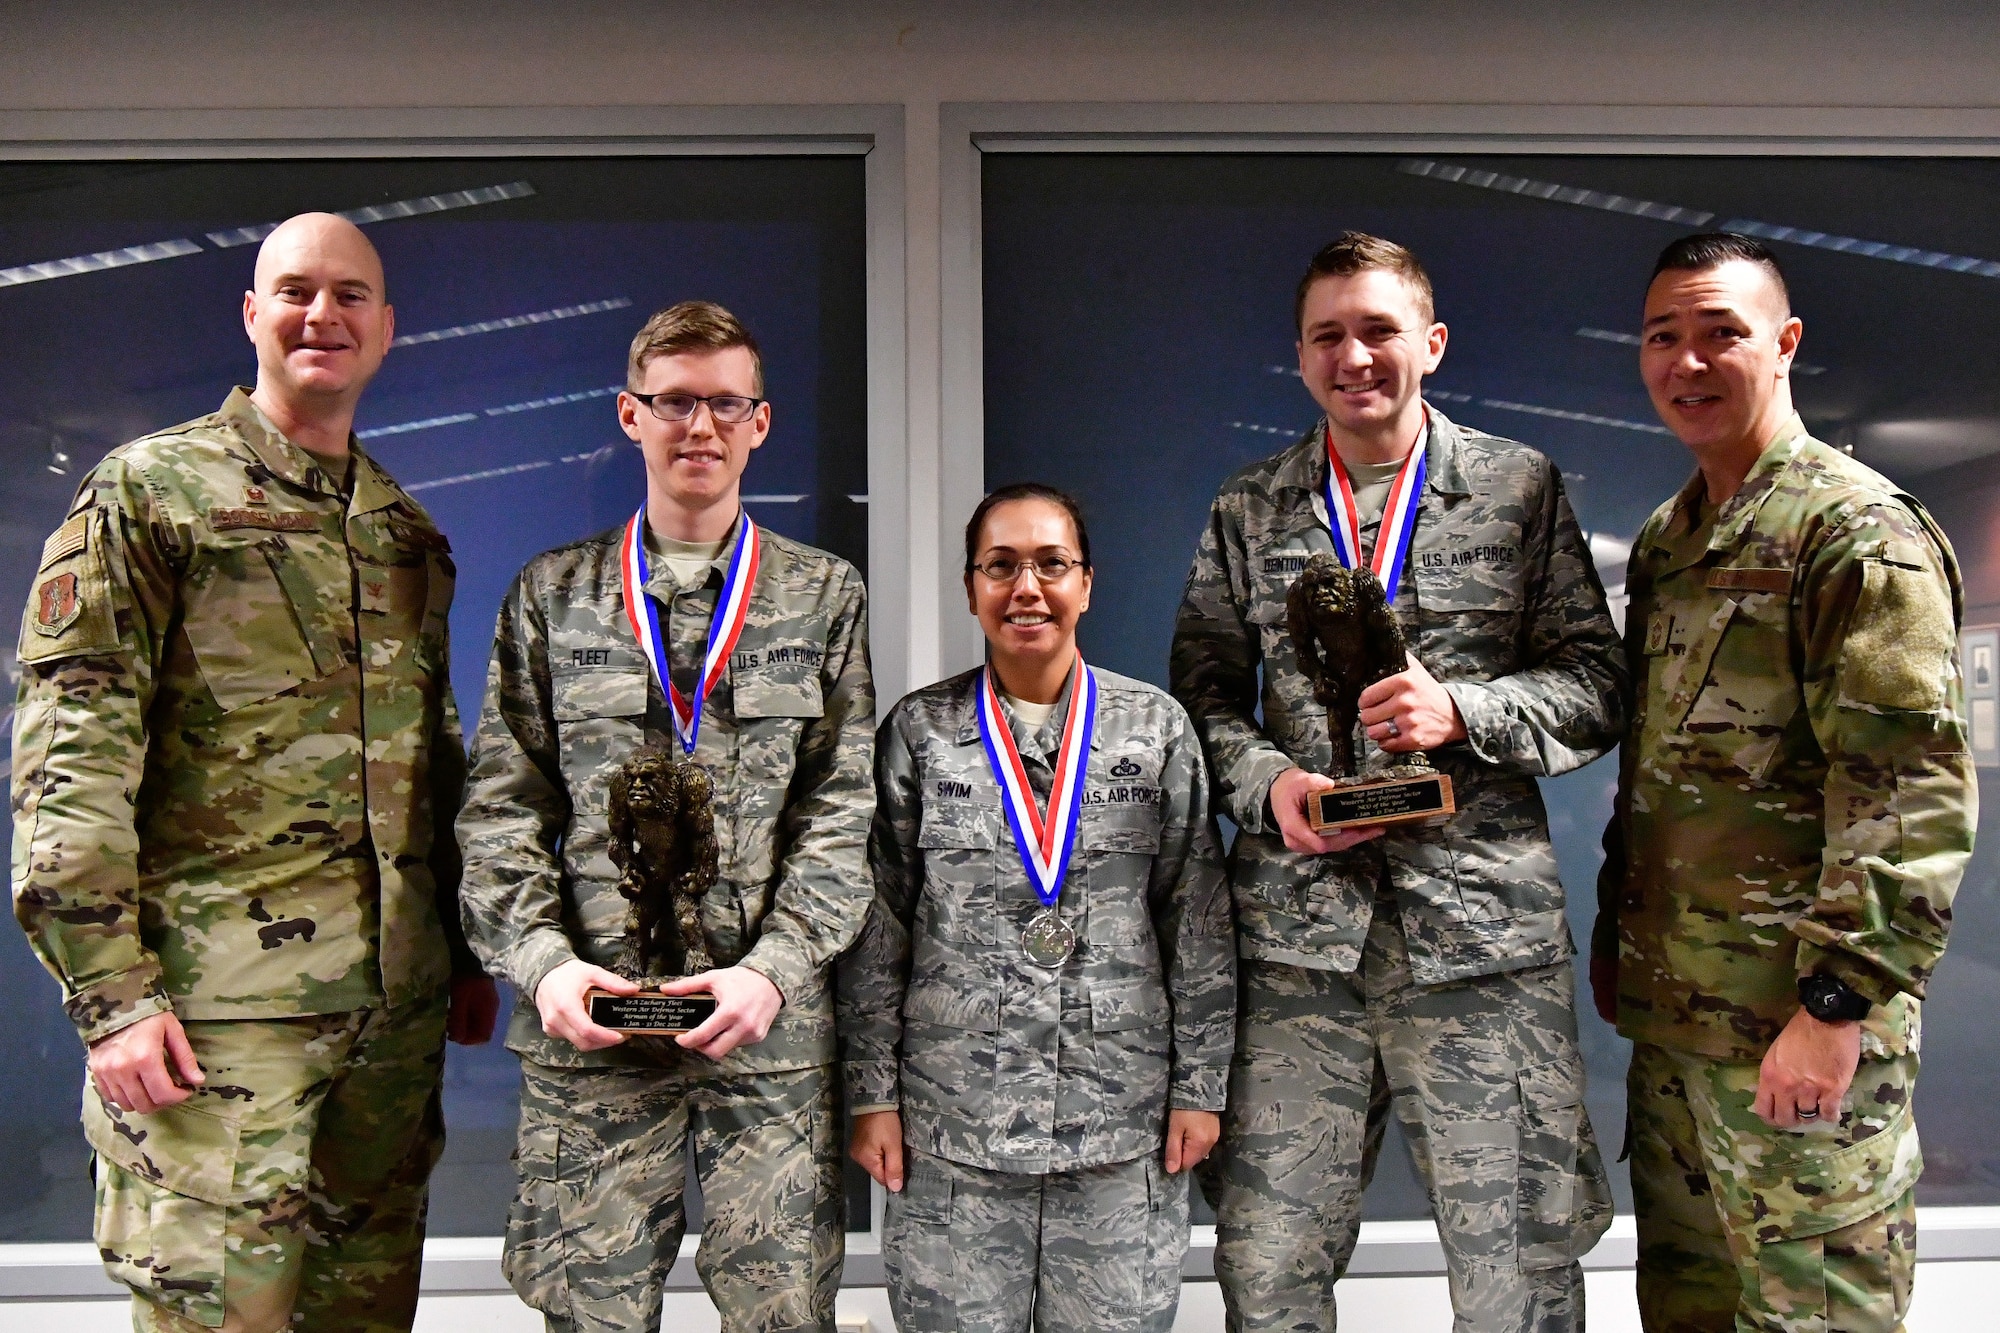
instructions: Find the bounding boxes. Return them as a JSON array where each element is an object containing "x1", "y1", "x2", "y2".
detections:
[
  {"x1": 645, "y1": 527, "x2": 731, "y2": 590},
  {"x1": 1345, "y1": 455, "x2": 1405, "y2": 537},
  {"x1": 1003, "y1": 693, "x2": 1057, "y2": 729}
]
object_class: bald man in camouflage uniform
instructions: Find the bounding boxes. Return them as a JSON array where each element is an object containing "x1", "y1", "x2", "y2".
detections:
[
  {"x1": 1596, "y1": 234, "x2": 1975, "y2": 1333},
  {"x1": 457, "y1": 301, "x2": 874, "y2": 1333},
  {"x1": 1171, "y1": 234, "x2": 1625, "y2": 1332},
  {"x1": 12, "y1": 214, "x2": 494, "y2": 1332}
]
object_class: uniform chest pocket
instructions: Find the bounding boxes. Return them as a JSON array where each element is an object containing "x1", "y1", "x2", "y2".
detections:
[
  {"x1": 551, "y1": 669, "x2": 647, "y2": 813},
  {"x1": 1412, "y1": 559, "x2": 1526, "y2": 675},
  {"x1": 182, "y1": 537, "x2": 337, "y2": 712},
  {"x1": 1673, "y1": 593, "x2": 1800, "y2": 779},
  {"x1": 917, "y1": 802, "x2": 1000, "y2": 945},
  {"x1": 733, "y1": 672, "x2": 823, "y2": 781}
]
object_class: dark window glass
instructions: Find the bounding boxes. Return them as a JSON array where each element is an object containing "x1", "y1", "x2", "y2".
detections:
[
  {"x1": 0, "y1": 155, "x2": 868, "y2": 1239},
  {"x1": 984, "y1": 152, "x2": 2000, "y2": 1217}
]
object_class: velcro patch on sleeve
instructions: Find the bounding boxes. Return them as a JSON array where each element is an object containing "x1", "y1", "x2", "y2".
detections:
[
  {"x1": 1707, "y1": 567, "x2": 1792, "y2": 594},
  {"x1": 39, "y1": 513, "x2": 90, "y2": 569},
  {"x1": 209, "y1": 507, "x2": 319, "y2": 532},
  {"x1": 1837, "y1": 559, "x2": 1954, "y2": 713}
]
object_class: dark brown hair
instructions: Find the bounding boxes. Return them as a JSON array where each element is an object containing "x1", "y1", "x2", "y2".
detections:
[
  {"x1": 963, "y1": 483, "x2": 1092, "y2": 572},
  {"x1": 1294, "y1": 231, "x2": 1436, "y2": 331},
  {"x1": 1650, "y1": 232, "x2": 1791, "y2": 315}
]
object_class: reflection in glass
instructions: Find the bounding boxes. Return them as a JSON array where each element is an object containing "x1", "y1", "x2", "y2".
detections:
[
  {"x1": 983, "y1": 152, "x2": 2000, "y2": 1216},
  {"x1": 0, "y1": 156, "x2": 867, "y2": 1240}
]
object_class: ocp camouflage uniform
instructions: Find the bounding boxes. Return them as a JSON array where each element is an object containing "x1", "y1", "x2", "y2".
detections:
[
  {"x1": 1596, "y1": 418, "x2": 1974, "y2": 1332},
  {"x1": 11, "y1": 389, "x2": 472, "y2": 1332},
  {"x1": 456, "y1": 514, "x2": 874, "y2": 1333},
  {"x1": 1171, "y1": 410, "x2": 1625, "y2": 1332},
  {"x1": 836, "y1": 665, "x2": 1235, "y2": 1333}
]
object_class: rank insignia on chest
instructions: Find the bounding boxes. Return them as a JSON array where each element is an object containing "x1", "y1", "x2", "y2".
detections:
[
  {"x1": 33, "y1": 573, "x2": 80, "y2": 635},
  {"x1": 1645, "y1": 612, "x2": 1673, "y2": 655}
]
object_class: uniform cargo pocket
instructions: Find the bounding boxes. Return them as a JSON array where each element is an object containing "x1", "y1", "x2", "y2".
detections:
[
  {"x1": 96, "y1": 1155, "x2": 228, "y2": 1327},
  {"x1": 1742, "y1": 1099, "x2": 1920, "y2": 1243},
  {"x1": 86, "y1": 1092, "x2": 243, "y2": 1328},
  {"x1": 1515, "y1": 1054, "x2": 1587, "y2": 1269},
  {"x1": 182, "y1": 538, "x2": 333, "y2": 712}
]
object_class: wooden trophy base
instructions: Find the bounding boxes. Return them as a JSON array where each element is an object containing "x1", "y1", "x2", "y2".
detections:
[
  {"x1": 586, "y1": 988, "x2": 717, "y2": 1035},
  {"x1": 1309, "y1": 770, "x2": 1456, "y2": 832}
]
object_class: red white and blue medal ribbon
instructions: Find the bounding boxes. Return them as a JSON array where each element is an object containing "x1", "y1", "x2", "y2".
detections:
[
  {"x1": 619, "y1": 505, "x2": 760, "y2": 756},
  {"x1": 1323, "y1": 422, "x2": 1428, "y2": 605},
  {"x1": 976, "y1": 658, "x2": 1098, "y2": 919}
]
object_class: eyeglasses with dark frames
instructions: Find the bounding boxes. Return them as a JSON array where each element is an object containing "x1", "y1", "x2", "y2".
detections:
[{"x1": 628, "y1": 391, "x2": 765, "y2": 424}]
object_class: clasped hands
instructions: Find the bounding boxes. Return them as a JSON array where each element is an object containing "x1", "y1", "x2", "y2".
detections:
[
  {"x1": 1271, "y1": 654, "x2": 1465, "y2": 855},
  {"x1": 535, "y1": 957, "x2": 782, "y2": 1061}
]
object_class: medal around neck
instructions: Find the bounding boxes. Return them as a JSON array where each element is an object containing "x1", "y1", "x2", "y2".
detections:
[
  {"x1": 585, "y1": 504, "x2": 758, "y2": 1035},
  {"x1": 977, "y1": 660, "x2": 1098, "y2": 969},
  {"x1": 1292, "y1": 436, "x2": 1455, "y2": 833}
]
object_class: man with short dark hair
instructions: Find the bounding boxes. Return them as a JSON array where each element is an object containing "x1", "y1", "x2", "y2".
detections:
[
  {"x1": 457, "y1": 300, "x2": 876, "y2": 1332},
  {"x1": 1173, "y1": 232, "x2": 1625, "y2": 1332},
  {"x1": 12, "y1": 212, "x2": 495, "y2": 1333},
  {"x1": 1596, "y1": 233, "x2": 1974, "y2": 1332}
]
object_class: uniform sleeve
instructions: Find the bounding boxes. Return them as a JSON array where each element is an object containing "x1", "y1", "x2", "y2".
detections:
[
  {"x1": 1441, "y1": 459, "x2": 1628, "y2": 777},
  {"x1": 454, "y1": 566, "x2": 577, "y2": 1000},
  {"x1": 1789, "y1": 505, "x2": 1974, "y2": 1005},
  {"x1": 1170, "y1": 494, "x2": 1294, "y2": 834},
  {"x1": 11, "y1": 462, "x2": 181, "y2": 1044},
  {"x1": 1148, "y1": 702, "x2": 1237, "y2": 1111},
  {"x1": 738, "y1": 568, "x2": 878, "y2": 1002},
  {"x1": 835, "y1": 710, "x2": 921, "y2": 1114}
]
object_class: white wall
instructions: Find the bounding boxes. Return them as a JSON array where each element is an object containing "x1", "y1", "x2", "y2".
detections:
[{"x1": 5, "y1": 0, "x2": 1999, "y2": 694}]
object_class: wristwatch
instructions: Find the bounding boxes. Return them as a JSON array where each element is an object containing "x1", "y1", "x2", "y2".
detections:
[{"x1": 1797, "y1": 972, "x2": 1872, "y2": 1024}]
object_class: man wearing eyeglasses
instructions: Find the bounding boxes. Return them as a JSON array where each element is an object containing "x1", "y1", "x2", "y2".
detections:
[
  {"x1": 456, "y1": 301, "x2": 876, "y2": 1333},
  {"x1": 1171, "y1": 233, "x2": 1626, "y2": 1332}
]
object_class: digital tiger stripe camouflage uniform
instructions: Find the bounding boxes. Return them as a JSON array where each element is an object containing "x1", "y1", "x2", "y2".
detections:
[
  {"x1": 1172, "y1": 411, "x2": 1625, "y2": 1333},
  {"x1": 456, "y1": 515, "x2": 875, "y2": 1333}
]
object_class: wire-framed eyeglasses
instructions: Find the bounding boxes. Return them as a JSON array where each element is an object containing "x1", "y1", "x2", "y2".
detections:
[{"x1": 968, "y1": 554, "x2": 1086, "y2": 584}]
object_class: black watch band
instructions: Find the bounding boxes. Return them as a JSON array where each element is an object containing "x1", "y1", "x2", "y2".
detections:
[{"x1": 1798, "y1": 972, "x2": 1872, "y2": 1024}]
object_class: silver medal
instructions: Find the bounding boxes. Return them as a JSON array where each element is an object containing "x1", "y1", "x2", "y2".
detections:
[{"x1": 1021, "y1": 909, "x2": 1076, "y2": 967}]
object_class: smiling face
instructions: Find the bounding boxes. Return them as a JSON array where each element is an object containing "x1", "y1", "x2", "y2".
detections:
[
  {"x1": 965, "y1": 498, "x2": 1093, "y2": 677},
  {"x1": 1641, "y1": 258, "x2": 1802, "y2": 459},
  {"x1": 242, "y1": 214, "x2": 394, "y2": 410},
  {"x1": 1296, "y1": 267, "x2": 1447, "y2": 459},
  {"x1": 618, "y1": 345, "x2": 771, "y2": 519}
]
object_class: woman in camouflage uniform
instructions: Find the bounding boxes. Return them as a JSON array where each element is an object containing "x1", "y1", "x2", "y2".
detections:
[{"x1": 837, "y1": 484, "x2": 1237, "y2": 1333}]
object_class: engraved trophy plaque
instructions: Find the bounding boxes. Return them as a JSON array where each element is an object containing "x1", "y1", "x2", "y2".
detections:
[
  {"x1": 585, "y1": 745, "x2": 722, "y2": 1034},
  {"x1": 1286, "y1": 555, "x2": 1456, "y2": 832}
]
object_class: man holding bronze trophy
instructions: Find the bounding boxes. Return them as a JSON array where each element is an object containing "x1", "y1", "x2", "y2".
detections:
[
  {"x1": 456, "y1": 301, "x2": 876, "y2": 1332},
  {"x1": 1171, "y1": 233, "x2": 1628, "y2": 1332}
]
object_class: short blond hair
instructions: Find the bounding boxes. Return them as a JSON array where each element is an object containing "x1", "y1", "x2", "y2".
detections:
[{"x1": 626, "y1": 300, "x2": 764, "y2": 395}]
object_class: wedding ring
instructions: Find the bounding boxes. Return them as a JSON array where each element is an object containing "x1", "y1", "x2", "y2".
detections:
[
  {"x1": 1385, "y1": 719, "x2": 1401, "y2": 739},
  {"x1": 1797, "y1": 1107, "x2": 1819, "y2": 1120}
]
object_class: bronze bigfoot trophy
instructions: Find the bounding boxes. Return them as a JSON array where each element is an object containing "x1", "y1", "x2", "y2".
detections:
[
  {"x1": 1285, "y1": 555, "x2": 1455, "y2": 832},
  {"x1": 584, "y1": 746, "x2": 722, "y2": 1034}
]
